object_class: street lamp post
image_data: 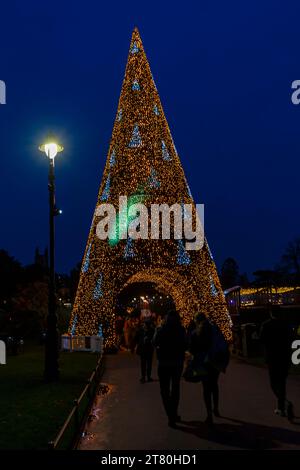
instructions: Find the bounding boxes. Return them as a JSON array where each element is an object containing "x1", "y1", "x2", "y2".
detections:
[{"x1": 39, "y1": 140, "x2": 63, "y2": 382}]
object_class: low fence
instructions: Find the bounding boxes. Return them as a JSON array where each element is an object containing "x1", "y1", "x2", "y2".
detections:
[{"x1": 48, "y1": 353, "x2": 104, "y2": 450}]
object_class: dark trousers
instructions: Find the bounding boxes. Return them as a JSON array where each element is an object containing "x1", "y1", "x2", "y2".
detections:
[
  {"x1": 268, "y1": 363, "x2": 288, "y2": 411},
  {"x1": 202, "y1": 367, "x2": 220, "y2": 415},
  {"x1": 158, "y1": 364, "x2": 183, "y2": 420},
  {"x1": 140, "y1": 350, "x2": 153, "y2": 379}
]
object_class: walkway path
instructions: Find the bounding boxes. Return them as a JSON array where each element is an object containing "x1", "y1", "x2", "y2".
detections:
[{"x1": 79, "y1": 352, "x2": 300, "y2": 450}]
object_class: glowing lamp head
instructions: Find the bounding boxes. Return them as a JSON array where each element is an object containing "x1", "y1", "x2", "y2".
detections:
[
  {"x1": 39, "y1": 139, "x2": 63, "y2": 160},
  {"x1": 44, "y1": 142, "x2": 58, "y2": 159}
]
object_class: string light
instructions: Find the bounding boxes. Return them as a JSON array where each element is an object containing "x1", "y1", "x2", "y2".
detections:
[
  {"x1": 69, "y1": 28, "x2": 233, "y2": 346},
  {"x1": 109, "y1": 149, "x2": 116, "y2": 168}
]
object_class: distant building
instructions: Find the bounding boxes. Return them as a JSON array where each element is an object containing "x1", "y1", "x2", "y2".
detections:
[{"x1": 225, "y1": 285, "x2": 300, "y2": 313}]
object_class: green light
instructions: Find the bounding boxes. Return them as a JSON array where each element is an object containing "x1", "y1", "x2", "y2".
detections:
[{"x1": 108, "y1": 186, "x2": 147, "y2": 247}]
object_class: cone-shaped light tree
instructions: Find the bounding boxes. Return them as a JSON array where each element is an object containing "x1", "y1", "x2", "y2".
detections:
[{"x1": 69, "y1": 28, "x2": 232, "y2": 346}]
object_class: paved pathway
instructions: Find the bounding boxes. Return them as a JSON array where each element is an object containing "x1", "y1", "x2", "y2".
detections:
[{"x1": 79, "y1": 351, "x2": 300, "y2": 450}]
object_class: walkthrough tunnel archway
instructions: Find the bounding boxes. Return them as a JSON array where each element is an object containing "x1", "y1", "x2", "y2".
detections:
[{"x1": 118, "y1": 268, "x2": 200, "y2": 326}]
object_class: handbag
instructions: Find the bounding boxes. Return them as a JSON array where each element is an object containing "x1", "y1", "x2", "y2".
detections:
[{"x1": 183, "y1": 356, "x2": 208, "y2": 383}]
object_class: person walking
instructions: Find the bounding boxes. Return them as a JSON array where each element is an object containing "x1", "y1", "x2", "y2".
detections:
[
  {"x1": 123, "y1": 317, "x2": 131, "y2": 351},
  {"x1": 115, "y1": 315, "x2": 125, "y2": 349},
  {"x1": 260, "y1": 306, "x2": 294, "y2": 420},
  {"x1": 153, "y1": 309, "x2": 187, "y2": 428},
  {"x1": 135, "y1": 319, "x2": 155, "y2": 383},
  {"x1": 128, "y1": 317, "x2": 139, "y2": 353},
  {"x1": 189, "y1": 312, "x2": 229, "y2": 425}
]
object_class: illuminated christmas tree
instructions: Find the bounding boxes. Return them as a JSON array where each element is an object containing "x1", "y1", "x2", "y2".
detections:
[{"x1": 69, "y1": 28, "x2": 232, "y2": 346}]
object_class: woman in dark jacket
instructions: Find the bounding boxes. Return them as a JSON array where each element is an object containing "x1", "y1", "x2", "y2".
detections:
[
  {"x1": 153, "y1": 309, "x2": 187, "y2": 428},
  {"x1": 189, "y1": 312, "x2": 229, "y2": 425}
]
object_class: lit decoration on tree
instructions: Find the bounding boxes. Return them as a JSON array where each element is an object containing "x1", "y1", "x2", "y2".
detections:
[
  {"x1": 128, "y1": 124, "x2": 142, "y2": 147},
  {"x1": 210, "y1": 275, "x2": 219, "y2": 297},
  {"x1": 109, "y1": 149, "x2": 116, "y2": 167},
  {"x1": 69, "y1": 28, "x2": 232, "y2": 346},
  {"x1": 70, "y1": 314, "x2": 77, "y2": 336},
  {"x1": 149, "y1": 168, "x2": 160, "y2": 189},
  {"x1": 132, "y1": 80, "x2": 140, "y2": 91},
  {"x1": 181, "y1": 200, "x2": 191, "y2": 222},
  {"x1": 98, "y1": 324, "x2": 103, "y2": 337},
  {"x1": 153, "y1": 104, "x2": 160, "y2": 116},
  {"x1": 117, "y1": 109, "x2": 122, "y2": 122},
  {"x1": 207, "y1": 242, "x2": 214, "y2": 260},
  {"x1": 130, "y1": 41, "x2": 140, "y2": 54},
  {"x1": 162, "y1": 140, "x2": 172, "y2": 161},
  {"x1": 93, "y1": 274, "x2": 104, "y2": 300},
  {"x1": 177, "y1": 239, "x2": 191, "y2": 265},
  {"x1": 82, "y1": 243, "x2": 92, "y2": 273},
  {"x1": 124, "y1": 237, "x2": 135, "y2": 259},
  {"x1": 100, "y1": 174, "x2": 111, "y2": 201}
]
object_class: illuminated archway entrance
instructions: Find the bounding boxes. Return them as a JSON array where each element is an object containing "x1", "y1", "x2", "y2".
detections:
[{"x1": 119, "y1": 268, "x2": 199, "y2": 327}]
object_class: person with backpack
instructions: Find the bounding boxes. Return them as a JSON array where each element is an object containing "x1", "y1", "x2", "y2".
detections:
[
  {"x1": 153, "y1": 309, "x2": 187, "y2": 428},
  {"x1": 135, "y1": 319, "x2": 155, "y2": 383},
  {"x1": 188, "y1": 312, "x2": 229, "y2": 425}
]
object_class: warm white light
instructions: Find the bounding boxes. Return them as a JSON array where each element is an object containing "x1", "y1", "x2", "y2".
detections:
[
  {"x1": 39, "y1": 140, "x2": 63, "y2": 159},
  {"x1": 44, "y1": 143, "x2": 58, "y2": 159}
]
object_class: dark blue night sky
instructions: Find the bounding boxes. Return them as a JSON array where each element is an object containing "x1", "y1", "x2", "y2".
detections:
[{"x1": 0, "y1": 0, "x2": 299, "y2": 276}]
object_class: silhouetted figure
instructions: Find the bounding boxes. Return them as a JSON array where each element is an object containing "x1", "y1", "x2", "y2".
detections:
[
  {"x1": 153, "y1": 310, "x2": 187, "y2": 428},
  {"x1": 187, "y1": 319, "x2": 196, "y2": 343},
  {"x1": 260, "y1": 306, "x2": 294, "y2": 419},
  {"x1": 189, "y1": 312, "x2": 229, "y2": 425},
  {"x1": 135, "y1": 320, "x2": 155, "y2": 383},
  {"x1": 129, "y1": 317, "x2": 139, "y2": 353},
  {"x1": 123, "y1": 317, "x2": 130, "y2": 350},
  {"x1": 115, "y1": 315, "x2": 124, "y2": 349}
]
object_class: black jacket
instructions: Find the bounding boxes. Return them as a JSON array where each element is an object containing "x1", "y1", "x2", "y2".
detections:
[
  {"x1": 189, "y1": 321, "x2": 213, "y2": 357},
  {"x1": 135, "y1": 325, "x2": 155, "y2": 355},
  {"x1": 153, "y1": 323, "x2": 187, "y2": 367},
  {"x1": 260, "y1": 318, "x2": 292, "y2": 367}
]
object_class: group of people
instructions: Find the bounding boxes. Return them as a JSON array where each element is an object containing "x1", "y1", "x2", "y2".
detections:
[
  {"x1": 133, "y1": 310, "x2": 229, "y2": 427},
  {"x1": 116, "y1": 308, "x2": 294, "y2": 427},
  {"x1": 120, "y1": 306, "x2": 295, "y2": 429},
  {"x1": 115, "y1": 312, "x2": 161, "y2": 353}
]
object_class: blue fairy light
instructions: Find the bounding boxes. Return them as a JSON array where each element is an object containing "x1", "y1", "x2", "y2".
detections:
[
  {"x1": 109, "y1": 149, "x2": 116, "y2": 167},
  {"x1": 151, "y1": 72, "x2": 158, "y2": 90},
  {"x1": 207, "y1": 242, "x2": 214, "y2": 260},
  {"x1": 184, "y1": 176, "x2": 192, "y2": 198},
  {"x1": 177, "y1": 239, "x2": 191, "y2": 265},
  {"x1": 171, "y1": 135, "x2": 178, "y2": 155},
  {"x1": 98, "y1": 324, "x2": 103, "y2": 337},
  {"x1": 82, "y1": 243, "x2": 92, "y2": 273},
  {"x1": 210, "y1": 275, "x2": 218, "y2": 297},
  {"x1": 132, "y1": 80, "x2": 140, "y2": 91},
  {"x1": 181, "y1": 200, "x2": 192, "y2": 221},
  {"x1": 117, "y1": 109, "x2": 122, "y2": 122},
  {"x1": 130, "y1": 41, "x2": 140, "y2": 54},
  {"x1": 153, "y1": 104, "x2": 159, "y2": 115},
  {"x1": 100, "y1": 174, "x2": 111, "y2": 201},
  {"x1": 71, "y1": 314, "x2": 77, "y2": 336},
  {"x1": 149, "y1": 168, "x2": 160, "y2": 189},
  {"x1": 129, "y1": 124, "x2": 142, "y2": 147},
  {"x1": 162, "y1": 140, "x2": 171, "y2": 161},
  {"x1": 93, "y1": 274, "x2": 104, "y2": 300},
  {"x1": 124, "y1": 237, "x2": 135, "y2": 259}
]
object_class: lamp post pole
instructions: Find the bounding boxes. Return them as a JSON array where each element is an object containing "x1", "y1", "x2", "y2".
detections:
[
  {"x1": 39, "y1": 140, "x2": 63, "y2": 382},
  {"x1": 45, "y1": 157, "x2": 59, "y2": 381}
]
